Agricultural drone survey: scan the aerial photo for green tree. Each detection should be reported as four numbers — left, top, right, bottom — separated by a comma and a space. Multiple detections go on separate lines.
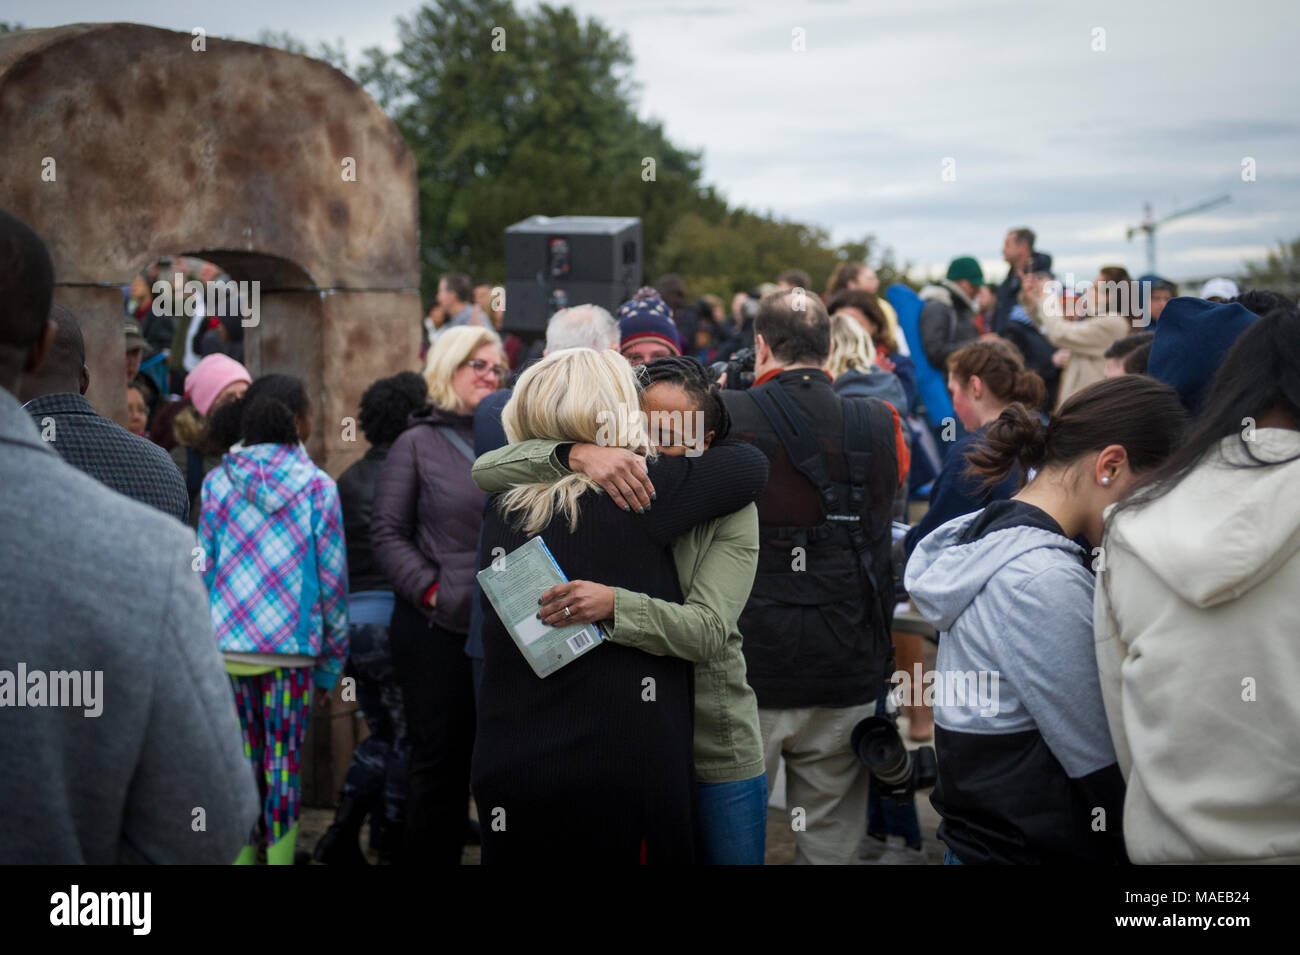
0, 22, 25, 32
1241, 236, 1300, 298
258, 1, 906, 306
376, 0, 711, 302
655, 215, 911, 300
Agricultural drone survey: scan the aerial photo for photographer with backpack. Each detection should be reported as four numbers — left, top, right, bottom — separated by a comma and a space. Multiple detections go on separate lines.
722, 290, 909, 864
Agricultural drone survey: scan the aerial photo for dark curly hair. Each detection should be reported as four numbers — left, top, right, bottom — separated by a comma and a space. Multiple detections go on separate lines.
204, 374, 308, 451
359, 371, 428, 446
1232, 289, 1296, 317
635, 354, 731, 445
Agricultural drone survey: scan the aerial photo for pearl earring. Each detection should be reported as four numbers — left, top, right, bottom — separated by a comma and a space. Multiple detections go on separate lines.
1101, 476, 1111, 486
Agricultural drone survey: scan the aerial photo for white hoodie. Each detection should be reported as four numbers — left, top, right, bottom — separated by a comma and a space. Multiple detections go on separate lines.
1095, 428, 1300, 863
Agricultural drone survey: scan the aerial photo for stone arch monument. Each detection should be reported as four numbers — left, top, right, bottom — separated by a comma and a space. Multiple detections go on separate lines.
0, 22, 421, 474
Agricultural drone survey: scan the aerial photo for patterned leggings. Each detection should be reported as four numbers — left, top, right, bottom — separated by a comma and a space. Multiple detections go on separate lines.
230, 667, 313, 846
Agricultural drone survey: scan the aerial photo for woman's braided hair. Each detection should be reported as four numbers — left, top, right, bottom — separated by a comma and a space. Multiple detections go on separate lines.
634, 354, 731, 444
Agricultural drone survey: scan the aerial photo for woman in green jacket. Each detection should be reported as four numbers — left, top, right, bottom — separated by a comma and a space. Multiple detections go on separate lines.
471, 355, 767, 864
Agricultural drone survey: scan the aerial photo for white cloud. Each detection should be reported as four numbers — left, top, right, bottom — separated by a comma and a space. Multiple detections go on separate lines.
7, 0, 1298, 284
1168, 244, 1273, 264
1160, 213, 1285, 235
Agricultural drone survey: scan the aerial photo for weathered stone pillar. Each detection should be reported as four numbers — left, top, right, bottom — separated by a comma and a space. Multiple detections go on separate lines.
0, 22, 422, 475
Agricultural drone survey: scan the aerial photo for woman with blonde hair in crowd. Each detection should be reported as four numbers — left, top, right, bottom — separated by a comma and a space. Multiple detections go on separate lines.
471, 355, 769, 864
827, 312, 909, 419
827, 287, 917, 413
828, 312, 912, 526
371, 324, 506, 865
470, 348, 768, 864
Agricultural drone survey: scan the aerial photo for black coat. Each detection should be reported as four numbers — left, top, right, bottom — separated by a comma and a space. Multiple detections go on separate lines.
337, 443, 392, 593
472, 442, 769, 863
723, 370, 901, 708
992, 271, 1021, 335
919, 283, 978, 371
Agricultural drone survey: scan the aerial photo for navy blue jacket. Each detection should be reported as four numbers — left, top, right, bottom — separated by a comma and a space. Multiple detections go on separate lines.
473, 389, 511, 454
465, 389, 513, 663
884, 352, 918, 415
904, 423, 1018, 558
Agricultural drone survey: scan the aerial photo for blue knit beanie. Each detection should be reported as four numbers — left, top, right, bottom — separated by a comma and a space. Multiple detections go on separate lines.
617, 294, 681, 355
1148, 296, 1258, 415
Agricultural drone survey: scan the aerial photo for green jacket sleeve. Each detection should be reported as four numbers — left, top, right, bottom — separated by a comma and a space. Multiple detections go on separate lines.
471, 438, 570, 492
608, 504, 759, 663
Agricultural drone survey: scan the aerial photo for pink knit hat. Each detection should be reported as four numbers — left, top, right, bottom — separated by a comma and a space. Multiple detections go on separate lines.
184, 353, 252, 416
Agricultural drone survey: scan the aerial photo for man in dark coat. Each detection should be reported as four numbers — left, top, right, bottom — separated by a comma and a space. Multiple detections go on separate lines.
19, 304, 189, 521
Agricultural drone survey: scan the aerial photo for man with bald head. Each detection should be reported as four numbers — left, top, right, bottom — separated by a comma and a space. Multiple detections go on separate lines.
18, 304, 189, 521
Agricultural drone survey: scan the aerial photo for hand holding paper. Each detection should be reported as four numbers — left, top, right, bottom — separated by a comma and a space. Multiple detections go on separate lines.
539, 580, 615, 626
476, 536, 607, 678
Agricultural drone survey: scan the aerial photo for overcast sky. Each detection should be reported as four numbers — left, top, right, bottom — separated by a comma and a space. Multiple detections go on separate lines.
10, 0, 1299, 284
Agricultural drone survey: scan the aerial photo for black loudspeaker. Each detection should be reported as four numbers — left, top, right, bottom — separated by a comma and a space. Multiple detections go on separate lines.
503, 216, 642, 333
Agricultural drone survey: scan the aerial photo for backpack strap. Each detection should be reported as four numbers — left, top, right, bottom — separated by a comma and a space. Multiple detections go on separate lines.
747, 382, 841, 519
840, 395, 900, 637
437, 425, 476, 464
748, 381, 899, 670
840, 395, 900, 545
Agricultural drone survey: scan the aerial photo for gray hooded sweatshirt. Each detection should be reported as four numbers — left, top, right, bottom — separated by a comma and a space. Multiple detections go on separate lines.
905, 500, 1126, 864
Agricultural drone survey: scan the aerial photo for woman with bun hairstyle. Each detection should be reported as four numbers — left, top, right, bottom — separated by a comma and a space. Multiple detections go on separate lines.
198, 374, 349, 865
902, 339, 1045, 559
904, 376, 1185, 864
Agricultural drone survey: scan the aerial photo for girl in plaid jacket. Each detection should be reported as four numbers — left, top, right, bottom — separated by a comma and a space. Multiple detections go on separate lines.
198, 374, 349, 865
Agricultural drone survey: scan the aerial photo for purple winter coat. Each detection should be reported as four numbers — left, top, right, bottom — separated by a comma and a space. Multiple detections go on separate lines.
370, 402, 483, 633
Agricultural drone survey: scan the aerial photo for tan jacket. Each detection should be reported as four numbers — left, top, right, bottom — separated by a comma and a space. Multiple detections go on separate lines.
1095, 429, 1300, 863
1041, 311, 1132, 408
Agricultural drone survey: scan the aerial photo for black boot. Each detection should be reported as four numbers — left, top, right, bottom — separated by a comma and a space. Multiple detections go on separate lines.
313, 794, 370, 866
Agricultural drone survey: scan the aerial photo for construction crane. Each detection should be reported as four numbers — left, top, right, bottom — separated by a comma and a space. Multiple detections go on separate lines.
1126, 194, 1231, 275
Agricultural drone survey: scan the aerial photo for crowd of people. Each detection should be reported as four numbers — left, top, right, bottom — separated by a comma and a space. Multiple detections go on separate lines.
2, 205, 1297, 865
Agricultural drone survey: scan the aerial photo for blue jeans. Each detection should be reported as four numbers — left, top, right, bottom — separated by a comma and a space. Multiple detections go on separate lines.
944, 849, 963, 865
696, 774, 767, 865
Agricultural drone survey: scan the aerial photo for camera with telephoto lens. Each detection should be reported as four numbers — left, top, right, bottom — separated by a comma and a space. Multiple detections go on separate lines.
709, 346, 756, 391
851, 714, 937, 801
